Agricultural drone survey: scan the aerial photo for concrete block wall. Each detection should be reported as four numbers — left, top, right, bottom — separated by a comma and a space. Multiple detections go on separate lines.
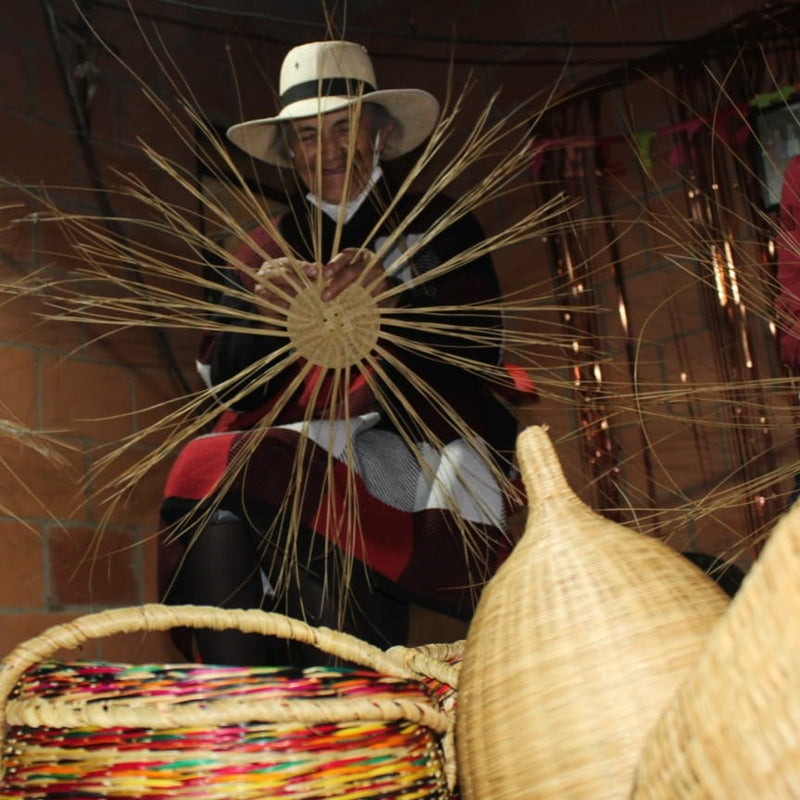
0, 0, 780, 660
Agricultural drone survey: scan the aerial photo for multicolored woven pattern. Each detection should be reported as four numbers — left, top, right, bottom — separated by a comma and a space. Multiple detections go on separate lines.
1, 661, 450, 799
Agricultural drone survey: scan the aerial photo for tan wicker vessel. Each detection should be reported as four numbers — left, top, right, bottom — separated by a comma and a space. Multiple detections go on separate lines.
456, 425, 730, 799
633, 499, 800, 798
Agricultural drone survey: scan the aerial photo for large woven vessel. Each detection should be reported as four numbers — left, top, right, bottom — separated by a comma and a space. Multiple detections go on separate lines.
0, 604, 454, 799
633, 499, 800, 798
456, 425, 729, 799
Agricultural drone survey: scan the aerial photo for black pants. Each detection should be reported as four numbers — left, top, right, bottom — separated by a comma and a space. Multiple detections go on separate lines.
166, 514, 409, 666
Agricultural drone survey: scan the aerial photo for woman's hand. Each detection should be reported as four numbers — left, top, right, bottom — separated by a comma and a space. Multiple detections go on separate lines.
253, 257, 318, 317
322, 248, 399, 308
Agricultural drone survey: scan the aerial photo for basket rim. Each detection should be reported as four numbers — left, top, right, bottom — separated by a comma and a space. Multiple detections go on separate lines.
0, 605, 445, 732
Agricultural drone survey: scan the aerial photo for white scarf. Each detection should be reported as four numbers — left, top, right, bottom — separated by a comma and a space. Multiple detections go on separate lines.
306, 153, 383, 224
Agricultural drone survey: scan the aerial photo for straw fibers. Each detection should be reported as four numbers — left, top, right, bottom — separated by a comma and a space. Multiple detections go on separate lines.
0, 414, 74, 531
9, 4, 796, 622
4, 11, 800, 793
456, 425, 730, 799
632, 498, 800, 799
11, 7, 580, 617
0, 604, 454, 799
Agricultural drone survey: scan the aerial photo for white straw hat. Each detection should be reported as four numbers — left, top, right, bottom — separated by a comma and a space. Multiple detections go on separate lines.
226, 41, 440, 167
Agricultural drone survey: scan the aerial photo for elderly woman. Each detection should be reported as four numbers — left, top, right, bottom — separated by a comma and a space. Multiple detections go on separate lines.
159, 40, 519, 665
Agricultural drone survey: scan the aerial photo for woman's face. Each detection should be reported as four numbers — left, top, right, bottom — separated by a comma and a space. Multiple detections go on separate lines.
287, 107, 390, 204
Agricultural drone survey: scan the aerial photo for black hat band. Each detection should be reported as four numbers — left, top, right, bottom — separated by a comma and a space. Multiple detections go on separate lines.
280, 77, 377, 109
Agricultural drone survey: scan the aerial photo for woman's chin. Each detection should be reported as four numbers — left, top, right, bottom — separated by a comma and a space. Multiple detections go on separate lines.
317, 179, 367, 205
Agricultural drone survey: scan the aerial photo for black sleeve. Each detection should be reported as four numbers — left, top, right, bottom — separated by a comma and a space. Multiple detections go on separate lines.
375, 207, 512, 447
385, 208, 503, 378
207, 281, 288, 411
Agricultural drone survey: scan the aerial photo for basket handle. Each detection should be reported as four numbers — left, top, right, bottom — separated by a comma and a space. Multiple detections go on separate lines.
0, 603, 421, 709
387, 642, 462, 689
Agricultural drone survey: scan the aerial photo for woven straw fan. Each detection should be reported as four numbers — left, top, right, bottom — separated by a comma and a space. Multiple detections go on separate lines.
21, 55, 576, 609
632, 496, 800, 798
456, 425, 729, 799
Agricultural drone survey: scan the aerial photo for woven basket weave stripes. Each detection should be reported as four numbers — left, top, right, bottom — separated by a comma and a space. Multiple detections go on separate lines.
0, 604, 454, 799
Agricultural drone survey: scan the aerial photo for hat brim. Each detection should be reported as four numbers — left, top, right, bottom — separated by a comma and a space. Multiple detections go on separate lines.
226, 88, 439, 167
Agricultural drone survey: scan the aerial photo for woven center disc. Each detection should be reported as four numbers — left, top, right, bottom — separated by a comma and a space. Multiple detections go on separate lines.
286, 283, 380, 368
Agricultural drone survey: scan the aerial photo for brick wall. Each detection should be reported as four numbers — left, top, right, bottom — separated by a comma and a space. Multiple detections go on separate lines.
0, 0, 781, 659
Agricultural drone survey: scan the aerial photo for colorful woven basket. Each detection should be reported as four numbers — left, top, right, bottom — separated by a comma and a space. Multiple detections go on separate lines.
0, 604, 453, 799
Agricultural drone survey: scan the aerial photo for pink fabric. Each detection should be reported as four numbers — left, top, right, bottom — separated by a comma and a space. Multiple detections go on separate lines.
777, 155, 800, 370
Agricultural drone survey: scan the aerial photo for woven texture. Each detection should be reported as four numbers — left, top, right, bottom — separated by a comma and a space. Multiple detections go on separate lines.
0, 604, 453, 799
633, 499, 800, 798
456, 425, 730, 799
388, 641, 463, 791
287, 282, 380, 368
